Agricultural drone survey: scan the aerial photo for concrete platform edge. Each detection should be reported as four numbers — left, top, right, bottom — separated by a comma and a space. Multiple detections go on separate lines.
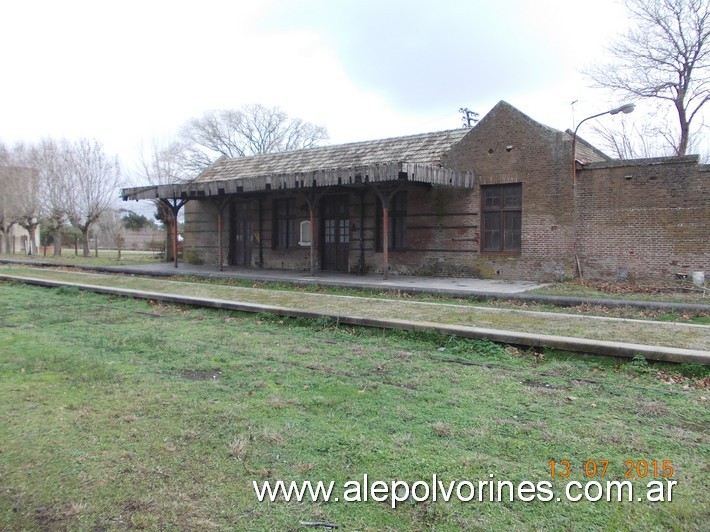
3, 273, 708, 366
2, 259, 709, 313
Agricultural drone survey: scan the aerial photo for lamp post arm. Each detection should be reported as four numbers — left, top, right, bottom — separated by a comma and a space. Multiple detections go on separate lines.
570, 102, 635, 280
572, 103, 636, 163
573, 110, 614, 140
571, 110, 616, 185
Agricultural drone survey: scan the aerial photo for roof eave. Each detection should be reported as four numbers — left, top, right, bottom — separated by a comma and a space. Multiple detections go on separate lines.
121, 162, 475, 201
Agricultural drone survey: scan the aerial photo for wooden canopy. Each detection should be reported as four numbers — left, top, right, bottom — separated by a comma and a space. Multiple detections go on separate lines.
122, 161, 474, 201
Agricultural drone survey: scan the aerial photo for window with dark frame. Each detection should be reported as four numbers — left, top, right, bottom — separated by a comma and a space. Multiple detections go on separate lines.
272, 198, 296, 249
481, 184, 522, 253
376, 191, 407, 251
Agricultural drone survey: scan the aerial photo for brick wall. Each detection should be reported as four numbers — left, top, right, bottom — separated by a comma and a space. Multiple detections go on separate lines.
121, 228, 165, 251
361, 186, 481, 276
577, 156, 709, 281
185, 189, 483, 276
442, 101, 576, 280
183, 200, 221, 264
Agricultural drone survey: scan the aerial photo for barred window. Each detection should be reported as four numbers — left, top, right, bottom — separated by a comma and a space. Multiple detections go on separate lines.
273, 199, 296, 249
376, 191, 407, 251
481, 184, 522, 253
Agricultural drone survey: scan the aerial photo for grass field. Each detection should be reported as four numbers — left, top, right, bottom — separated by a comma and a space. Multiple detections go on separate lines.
1, 282, 708, 530
529, 278, 708, 304
0, 249, 161, 267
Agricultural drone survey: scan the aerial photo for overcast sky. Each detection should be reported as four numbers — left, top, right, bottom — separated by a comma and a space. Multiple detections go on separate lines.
1, 0, 634, 167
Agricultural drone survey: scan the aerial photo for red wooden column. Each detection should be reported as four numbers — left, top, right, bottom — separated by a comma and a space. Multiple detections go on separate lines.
368, 184, 399, 281
159, 198, 188, 268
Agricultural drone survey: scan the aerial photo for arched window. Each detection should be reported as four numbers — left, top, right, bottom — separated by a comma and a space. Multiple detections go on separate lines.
299, 220, 312, 246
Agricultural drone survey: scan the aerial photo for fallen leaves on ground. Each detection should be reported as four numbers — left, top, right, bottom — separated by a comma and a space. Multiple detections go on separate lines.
656, 371, 710, 389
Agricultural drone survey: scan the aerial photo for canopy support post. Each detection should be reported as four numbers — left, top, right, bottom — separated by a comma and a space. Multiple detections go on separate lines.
159, 198, 187, 268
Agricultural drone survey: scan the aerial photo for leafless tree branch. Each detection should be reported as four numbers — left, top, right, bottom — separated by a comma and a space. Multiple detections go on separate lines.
64, 139, 122, 257
179, 104, 329, 174
586, 0, 710, 155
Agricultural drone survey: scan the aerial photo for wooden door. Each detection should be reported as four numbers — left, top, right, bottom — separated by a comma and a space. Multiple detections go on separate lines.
230, 201, 252, 267
321, 196, 350, 272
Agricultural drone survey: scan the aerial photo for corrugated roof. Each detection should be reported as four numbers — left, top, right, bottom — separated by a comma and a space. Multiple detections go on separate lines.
195, 128, 470, 182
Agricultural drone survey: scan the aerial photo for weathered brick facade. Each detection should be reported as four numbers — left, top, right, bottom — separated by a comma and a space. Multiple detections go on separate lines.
576, 156, 709, 281
184, 186, 481, 275
182, 101, 708, 282
443, 102, 577, 280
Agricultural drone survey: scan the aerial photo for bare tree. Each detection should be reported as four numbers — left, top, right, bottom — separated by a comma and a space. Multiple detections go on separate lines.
587, 0, 710, 156
9, 166, 41, 255
179, 104, 329, 173
135, 140, 188, 261
98, 209, 125, 261
1, 145, 13, 253
132, 106, 327, 260
65, 139, 122, 257
591, 119, 676, 159
0, 166, 19, 254
0, 207, 7, 254
0, 144, 42, 255
30, 138, 73, 256
0, 142, 8, 165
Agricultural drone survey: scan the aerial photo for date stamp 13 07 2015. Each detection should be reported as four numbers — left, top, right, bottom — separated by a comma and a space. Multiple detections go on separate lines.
548, 459, 674, 480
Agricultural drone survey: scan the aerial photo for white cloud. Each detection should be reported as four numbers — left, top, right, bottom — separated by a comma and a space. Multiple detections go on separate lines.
2, 0, 701, 165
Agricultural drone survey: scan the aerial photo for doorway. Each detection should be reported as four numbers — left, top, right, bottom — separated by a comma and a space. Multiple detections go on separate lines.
230, 201, 252, 267
321, 195, 350, 272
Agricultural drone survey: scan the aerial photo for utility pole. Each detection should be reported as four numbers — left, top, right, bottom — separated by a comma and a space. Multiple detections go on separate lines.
459, 107, 479, 128
570, 99, 578, 130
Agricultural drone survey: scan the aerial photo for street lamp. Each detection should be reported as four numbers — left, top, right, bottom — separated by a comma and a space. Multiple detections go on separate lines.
570, 103, 635, 280
572, 103, 635, 184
